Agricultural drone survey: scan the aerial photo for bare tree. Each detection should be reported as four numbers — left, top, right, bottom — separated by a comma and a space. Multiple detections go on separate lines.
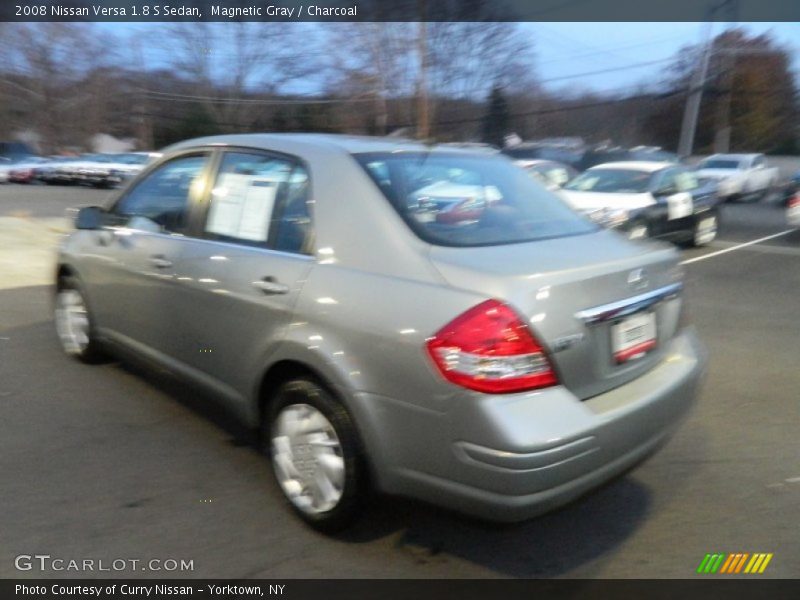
2, 23, 115, 152
322, 23, 417, 134
155, 23, 322, 131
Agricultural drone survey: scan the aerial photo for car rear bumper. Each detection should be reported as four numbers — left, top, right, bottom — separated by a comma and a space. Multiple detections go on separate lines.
359, 327, 706, 521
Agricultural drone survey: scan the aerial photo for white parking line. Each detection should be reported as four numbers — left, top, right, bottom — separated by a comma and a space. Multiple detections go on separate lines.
680, 229, 796, 265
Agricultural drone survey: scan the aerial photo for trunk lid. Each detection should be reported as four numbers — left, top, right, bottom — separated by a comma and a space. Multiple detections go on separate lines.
427, 229, 684, 399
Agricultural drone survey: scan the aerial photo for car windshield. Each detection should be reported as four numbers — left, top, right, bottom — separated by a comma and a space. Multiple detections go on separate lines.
563, 168, 653, 193
700, 159, 742, 169
353, 152, 596, 247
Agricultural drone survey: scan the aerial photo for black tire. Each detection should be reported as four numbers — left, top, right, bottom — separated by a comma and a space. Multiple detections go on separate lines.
685, 209, 719, 248
262, 378, 367, 532
54, 275, 106, 363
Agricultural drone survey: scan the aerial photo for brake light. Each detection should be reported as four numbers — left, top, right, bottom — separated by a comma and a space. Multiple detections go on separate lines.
789, 193, 800, 209
425, 299, 558, 394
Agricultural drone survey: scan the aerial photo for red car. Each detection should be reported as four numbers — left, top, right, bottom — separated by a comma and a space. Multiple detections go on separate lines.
8, 157, 48, 184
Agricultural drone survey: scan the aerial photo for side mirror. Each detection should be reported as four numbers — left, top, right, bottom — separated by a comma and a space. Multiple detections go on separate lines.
75, 206, 105, 230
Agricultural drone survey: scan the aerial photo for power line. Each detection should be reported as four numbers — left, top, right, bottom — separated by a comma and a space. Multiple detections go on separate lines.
537, 57, 675, 84
386, 89, 684, 130
141, 90, 376, 105
139, 56, 682, 107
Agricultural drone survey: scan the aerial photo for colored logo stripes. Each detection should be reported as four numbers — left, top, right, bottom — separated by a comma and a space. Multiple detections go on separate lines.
697, 553, 773, 574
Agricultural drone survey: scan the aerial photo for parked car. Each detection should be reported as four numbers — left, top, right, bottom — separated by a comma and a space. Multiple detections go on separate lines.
578, 146, 679, 171
66, 152, 158, 188
0, 157, 12, 183
559, 161, 720, 246
515, 159, 577, 190
8, 156, 49, 184
786, 190, 800, 227
33, 156, 71, 184
502, 142, 585, 169
780, 170, 800, 207
77, 152, 156, 188
695, 153, 779, 201
41, 154, 94, 185
56, 134, 706, 530
439, 142, 500, 154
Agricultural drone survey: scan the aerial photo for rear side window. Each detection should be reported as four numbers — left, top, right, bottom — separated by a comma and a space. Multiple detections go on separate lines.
204, 151, 313, 253
700, 159, 741, 169
354, 152, 595, 247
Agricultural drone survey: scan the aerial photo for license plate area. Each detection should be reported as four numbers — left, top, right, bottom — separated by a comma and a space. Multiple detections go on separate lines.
611, 311, 656, 364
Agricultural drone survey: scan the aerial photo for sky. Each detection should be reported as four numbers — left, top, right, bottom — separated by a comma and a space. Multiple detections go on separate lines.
528, 22, 800, 94
102, 21, 800, 96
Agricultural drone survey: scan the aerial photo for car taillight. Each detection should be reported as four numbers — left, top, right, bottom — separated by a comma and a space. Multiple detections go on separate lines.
425, 299, 558, 394
789, 193, 800, 209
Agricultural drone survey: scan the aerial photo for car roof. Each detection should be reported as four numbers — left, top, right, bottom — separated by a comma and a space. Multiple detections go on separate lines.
514, 159, 552, 167
165, 133, 489, 158
588, 161, 673, 173
704, 153, 760, 160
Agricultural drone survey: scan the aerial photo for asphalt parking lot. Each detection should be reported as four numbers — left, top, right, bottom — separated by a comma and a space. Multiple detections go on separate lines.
1, 184, 798, 579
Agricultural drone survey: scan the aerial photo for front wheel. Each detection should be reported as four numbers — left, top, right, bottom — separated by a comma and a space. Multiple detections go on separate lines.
626, 220, 650, 241
689, 211, 719, 247
54, 276, 105, 362
263, 379, 367, 532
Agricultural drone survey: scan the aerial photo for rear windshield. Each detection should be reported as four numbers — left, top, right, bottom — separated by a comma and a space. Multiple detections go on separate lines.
353, 152, 596, 247
700, 159, 741, 169
564, 168, 654, 193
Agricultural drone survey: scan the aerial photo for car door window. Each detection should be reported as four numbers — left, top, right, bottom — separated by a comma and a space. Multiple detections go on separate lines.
204, 151, 313, 254
674, 169, 699, 192
654, 170, 678, 196
111, 154, 208, 232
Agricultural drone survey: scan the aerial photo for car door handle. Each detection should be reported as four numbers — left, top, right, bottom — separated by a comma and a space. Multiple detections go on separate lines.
149, 256, 173, 269
252, 277, 289, 295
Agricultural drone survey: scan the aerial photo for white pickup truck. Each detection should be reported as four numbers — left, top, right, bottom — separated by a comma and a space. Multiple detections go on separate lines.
695, 153, 780, 201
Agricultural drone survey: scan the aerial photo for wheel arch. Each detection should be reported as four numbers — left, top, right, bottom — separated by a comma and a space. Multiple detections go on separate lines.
253, 351, 383, 487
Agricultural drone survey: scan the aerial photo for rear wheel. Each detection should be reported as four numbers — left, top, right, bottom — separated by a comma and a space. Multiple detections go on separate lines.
54, 276, 105, 362
263, 378, 366, 532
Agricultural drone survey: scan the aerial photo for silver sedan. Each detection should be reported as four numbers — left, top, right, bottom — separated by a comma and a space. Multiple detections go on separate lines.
55, 134, 706, 531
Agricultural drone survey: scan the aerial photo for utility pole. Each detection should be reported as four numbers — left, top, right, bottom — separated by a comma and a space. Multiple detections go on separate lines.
133, 38, 153, 150
677, 19, 714, 158
416, 0, 429, 140
713, 0, 739, 153
677, 0, 739, 158
712, 38, 735, 152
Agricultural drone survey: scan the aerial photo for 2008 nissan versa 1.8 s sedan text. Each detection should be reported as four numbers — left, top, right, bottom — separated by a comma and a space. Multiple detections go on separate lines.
55, 134, 707, 531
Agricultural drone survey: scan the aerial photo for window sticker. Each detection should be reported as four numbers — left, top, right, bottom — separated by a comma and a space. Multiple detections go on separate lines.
206, 173, 278, 242
667, 192, 693, 220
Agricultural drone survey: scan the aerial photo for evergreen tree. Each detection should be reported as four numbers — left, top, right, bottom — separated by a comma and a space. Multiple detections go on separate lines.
482, 85, 510, 148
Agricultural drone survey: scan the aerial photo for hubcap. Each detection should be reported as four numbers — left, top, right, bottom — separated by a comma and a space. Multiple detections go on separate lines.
628, 225, 648, 240
55, 289, 90, 354
271, 403, 345, 515
695, 215, 718, 246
